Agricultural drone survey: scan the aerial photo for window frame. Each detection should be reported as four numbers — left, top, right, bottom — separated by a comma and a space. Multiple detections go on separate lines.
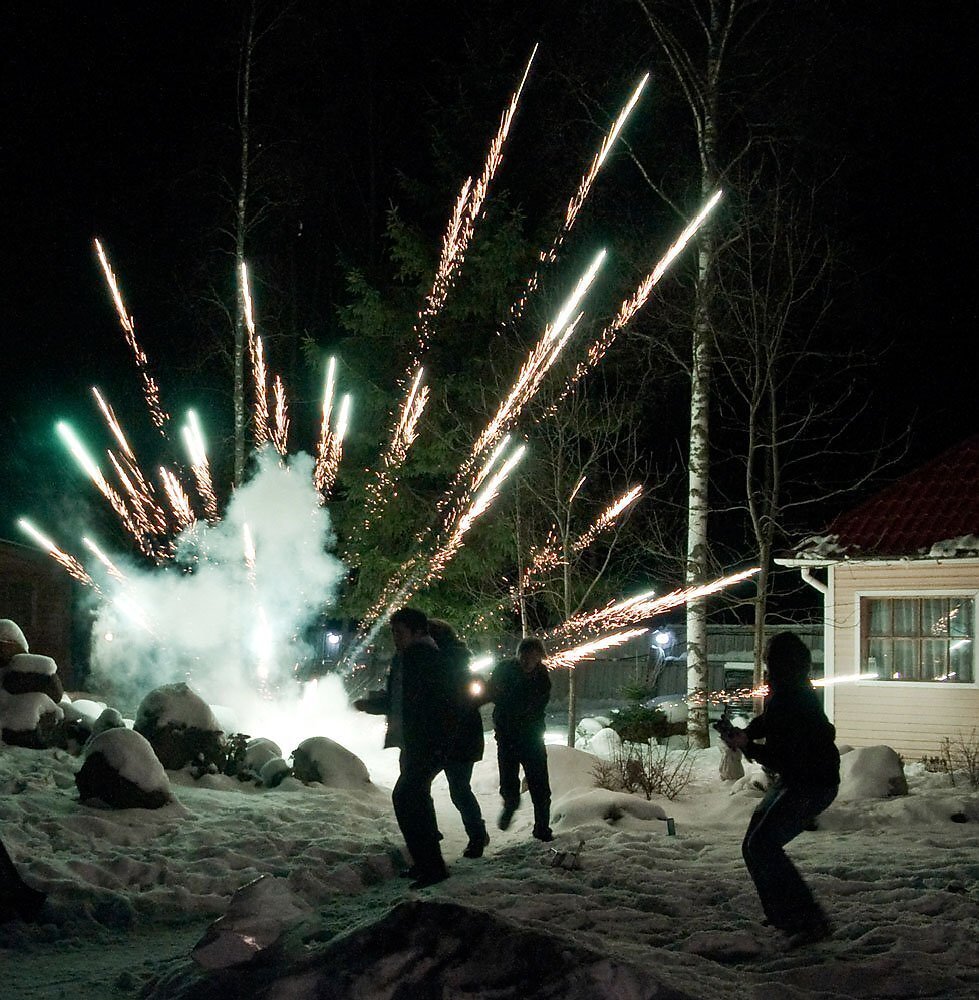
854, 588, 979, 687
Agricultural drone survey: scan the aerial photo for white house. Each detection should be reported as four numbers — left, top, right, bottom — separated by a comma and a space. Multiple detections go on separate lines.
778, 435, 979, 760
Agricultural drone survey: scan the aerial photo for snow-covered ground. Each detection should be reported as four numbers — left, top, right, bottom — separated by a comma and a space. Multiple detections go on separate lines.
2, 693, 979, 1000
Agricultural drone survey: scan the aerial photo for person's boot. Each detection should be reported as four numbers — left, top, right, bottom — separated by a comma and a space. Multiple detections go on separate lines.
497, 800, 519, 830
462, 824, 490, 859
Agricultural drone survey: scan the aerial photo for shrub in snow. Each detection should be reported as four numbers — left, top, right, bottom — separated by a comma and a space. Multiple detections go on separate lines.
75, 727, 173, 809
0, 618, 29, 662
291, 736, 371, 789
923, 729, 979, 789
2, 652, 64, 704
0, 688, 64, 748
593, 741, 697, 801
838, 745, 908, 800
134, 682, 224, 770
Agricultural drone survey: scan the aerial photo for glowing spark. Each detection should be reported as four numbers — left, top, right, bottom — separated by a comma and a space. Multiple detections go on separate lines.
510, 73, 649, 323
17, 518, 96, 588
94, 239, 169, 430
549, 628, 649, 669
57, 421, 143, 545
556, 190, 723, 403
92, 387, 136, 462
240, 264, 271, 446
319, 394, 352, 496
182, 410, 220, 523
81, 536, 126, 583
242, 522, 257, 585
272, 375, 289, 455
471, 250, 606, 464
159, 467, 195, 530
314, 358, 337, 490
552, 567, 759, 643
573, 485, 642, 554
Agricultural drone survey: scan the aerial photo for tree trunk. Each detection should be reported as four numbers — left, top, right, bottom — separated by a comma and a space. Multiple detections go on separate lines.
233, 2, 257, 486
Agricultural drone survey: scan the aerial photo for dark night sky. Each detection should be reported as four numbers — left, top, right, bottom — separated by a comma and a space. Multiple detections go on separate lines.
1, 2, 976, 545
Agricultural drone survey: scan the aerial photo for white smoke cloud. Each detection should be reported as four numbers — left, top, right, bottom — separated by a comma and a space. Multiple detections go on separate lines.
89, 449, 348, 736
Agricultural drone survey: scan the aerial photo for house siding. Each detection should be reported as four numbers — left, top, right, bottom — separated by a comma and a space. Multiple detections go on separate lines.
829, 561, 979, 759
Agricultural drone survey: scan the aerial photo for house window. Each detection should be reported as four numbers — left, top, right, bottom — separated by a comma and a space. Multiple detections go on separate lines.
861, 596, 975, 682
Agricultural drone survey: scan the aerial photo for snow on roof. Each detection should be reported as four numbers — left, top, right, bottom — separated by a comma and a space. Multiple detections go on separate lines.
796, 434, 979, 560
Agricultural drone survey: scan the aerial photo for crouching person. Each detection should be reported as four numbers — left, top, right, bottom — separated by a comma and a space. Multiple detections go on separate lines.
723, 631, 839, 947
487, 637, 553, 842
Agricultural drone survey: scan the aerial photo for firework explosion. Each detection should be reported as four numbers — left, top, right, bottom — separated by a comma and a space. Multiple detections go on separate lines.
19, 50, 744, 713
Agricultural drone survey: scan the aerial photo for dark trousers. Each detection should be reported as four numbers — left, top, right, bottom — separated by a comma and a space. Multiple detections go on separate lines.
742, 782, 837, 932
497, 732, 550, 829
443, 760, 486, 841
392, 751, 446, 873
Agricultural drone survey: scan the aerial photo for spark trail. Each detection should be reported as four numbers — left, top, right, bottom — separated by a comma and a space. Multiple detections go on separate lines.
17, 519, 96, 589
94, 240, 169, 431
553, 190, 723, 406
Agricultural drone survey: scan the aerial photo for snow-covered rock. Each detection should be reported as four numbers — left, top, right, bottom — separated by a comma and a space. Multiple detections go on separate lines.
838, 745, 908, 800
552, 786, 670, 831
244, 737, 283, 774
577, 716, 607, 738
134, 683, 224, 770
579, 726, 622, 759
0, 688, 64, 748
75, 727, 173, 809
259, 756, 292, 788
0, 618, 29, 661
2, 652, 64, 703
291, 736, 371, 789
192, 875, 314, 970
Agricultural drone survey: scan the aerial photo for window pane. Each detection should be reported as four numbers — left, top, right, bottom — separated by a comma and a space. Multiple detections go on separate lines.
920, 639, 948, 680
949, 600, 974, 639
866, 638, 889, 676
922, 598, 950, 637
950, 639, 974, 683
867, 600, 890, 636
891, 640, 917, 680
892, 600, 919, 637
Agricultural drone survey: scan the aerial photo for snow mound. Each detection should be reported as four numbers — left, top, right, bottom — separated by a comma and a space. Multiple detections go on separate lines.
838, 745, 908, 800
552, 787, 670, 830
0, 688, 63, 733
292, 736, 371, 789
0, 618, 29, 656
136, 683, 221, 732
79, 727, 172, 799
577, 726, 622, 759
546, 744, 604, 798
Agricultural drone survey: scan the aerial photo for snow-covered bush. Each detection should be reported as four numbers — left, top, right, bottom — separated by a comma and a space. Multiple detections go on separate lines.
593, 741, 697, 801
0, 618, 29, 661
134, 682, 224, 770
838, 745, 908, 800
924, 729, 979, 789
76, 727, 173, 809
291, 736, 371, 789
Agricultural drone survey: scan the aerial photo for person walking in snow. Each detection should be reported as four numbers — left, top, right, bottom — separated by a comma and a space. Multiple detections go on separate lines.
486, 637, 553, 842
720, 631, 840, 947
428, 618, 490, 859
354, 606, 454, 888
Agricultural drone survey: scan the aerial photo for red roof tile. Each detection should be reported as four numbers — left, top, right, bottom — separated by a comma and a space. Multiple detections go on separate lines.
817, 434, 979, 558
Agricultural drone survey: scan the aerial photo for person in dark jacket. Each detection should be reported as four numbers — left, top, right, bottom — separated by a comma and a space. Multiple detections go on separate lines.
487, 636, 553, 842
721, 631, 840, 947
354, 607, 453, 888
428, 618, 490, 859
